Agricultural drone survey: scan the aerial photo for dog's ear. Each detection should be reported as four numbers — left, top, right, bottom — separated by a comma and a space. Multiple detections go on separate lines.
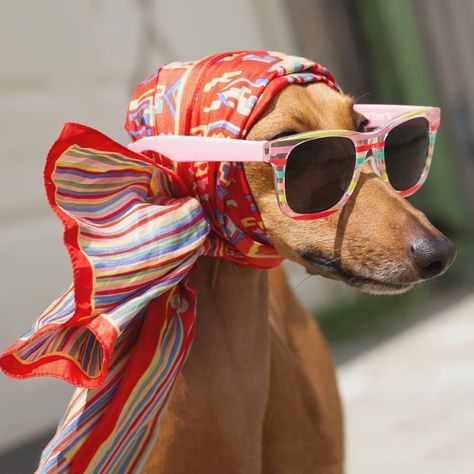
352, 109, 369, 132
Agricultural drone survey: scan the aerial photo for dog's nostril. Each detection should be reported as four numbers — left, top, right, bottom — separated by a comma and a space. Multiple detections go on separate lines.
411, 237, 456, 279
424, 259, 444, 276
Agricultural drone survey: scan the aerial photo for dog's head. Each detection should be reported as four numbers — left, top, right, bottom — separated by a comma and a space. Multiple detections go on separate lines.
244, 83, 456, 294
125, 51, 456, 294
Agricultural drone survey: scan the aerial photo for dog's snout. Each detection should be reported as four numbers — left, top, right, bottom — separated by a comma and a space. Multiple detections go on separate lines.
410, 236, 456, 279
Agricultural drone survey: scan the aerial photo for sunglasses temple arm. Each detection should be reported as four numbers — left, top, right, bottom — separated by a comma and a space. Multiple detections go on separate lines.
354, 104, 439, 128
127, 136, 267, 163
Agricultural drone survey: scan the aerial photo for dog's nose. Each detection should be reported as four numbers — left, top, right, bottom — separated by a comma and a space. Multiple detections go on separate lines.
411, 236, 456, 279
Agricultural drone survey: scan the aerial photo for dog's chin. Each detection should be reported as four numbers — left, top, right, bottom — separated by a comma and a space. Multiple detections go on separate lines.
341, 276, 416, 295
297, 250, 417, 296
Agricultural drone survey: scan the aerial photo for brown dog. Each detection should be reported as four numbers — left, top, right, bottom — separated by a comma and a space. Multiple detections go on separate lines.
142, 83, 455, 473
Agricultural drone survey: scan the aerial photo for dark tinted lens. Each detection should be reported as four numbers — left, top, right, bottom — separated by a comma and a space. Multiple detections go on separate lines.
285, 137, 356, 214
384, 117, 429, 191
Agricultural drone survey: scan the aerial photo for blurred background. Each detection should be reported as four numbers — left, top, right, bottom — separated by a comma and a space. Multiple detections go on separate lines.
0, 0, 472, 472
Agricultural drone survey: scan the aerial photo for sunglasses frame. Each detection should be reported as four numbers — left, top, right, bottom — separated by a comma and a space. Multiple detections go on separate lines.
265, 105, 440, 219
128, 104, 440, 220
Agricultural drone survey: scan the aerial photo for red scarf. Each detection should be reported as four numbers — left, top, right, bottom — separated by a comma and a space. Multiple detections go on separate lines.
0, 51, 337, 473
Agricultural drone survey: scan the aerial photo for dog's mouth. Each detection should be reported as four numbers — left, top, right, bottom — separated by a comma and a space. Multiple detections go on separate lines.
298, 250, 416, 295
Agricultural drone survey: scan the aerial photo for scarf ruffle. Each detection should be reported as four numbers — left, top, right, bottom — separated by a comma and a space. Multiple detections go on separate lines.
0, 51, 338, 473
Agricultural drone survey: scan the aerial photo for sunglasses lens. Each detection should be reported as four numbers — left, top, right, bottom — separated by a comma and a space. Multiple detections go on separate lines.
285, 137, 356, 214
384, 117, 430, 191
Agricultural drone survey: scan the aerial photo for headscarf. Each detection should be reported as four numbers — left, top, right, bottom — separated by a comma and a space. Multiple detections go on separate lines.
0, 51, 338, 473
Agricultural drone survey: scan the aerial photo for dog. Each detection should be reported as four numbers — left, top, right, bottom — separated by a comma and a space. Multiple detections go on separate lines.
141, 82, 456, 473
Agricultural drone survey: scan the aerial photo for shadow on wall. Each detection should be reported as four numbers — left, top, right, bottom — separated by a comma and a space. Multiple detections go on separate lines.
0, 430, 54, 474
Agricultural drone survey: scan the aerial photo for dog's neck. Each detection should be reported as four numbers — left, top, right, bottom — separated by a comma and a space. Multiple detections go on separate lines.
144, 256, 345, 473
148, 256, 270, 470
191, 256, 270, 347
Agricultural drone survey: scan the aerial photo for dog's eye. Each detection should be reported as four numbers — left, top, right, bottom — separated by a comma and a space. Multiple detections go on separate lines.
270, 130, 298, 140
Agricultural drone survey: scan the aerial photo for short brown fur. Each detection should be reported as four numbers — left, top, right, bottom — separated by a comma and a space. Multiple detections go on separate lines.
143, 83, 454, 473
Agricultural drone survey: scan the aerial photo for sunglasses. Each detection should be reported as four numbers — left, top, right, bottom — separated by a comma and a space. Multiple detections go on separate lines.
128, 104, 440, 220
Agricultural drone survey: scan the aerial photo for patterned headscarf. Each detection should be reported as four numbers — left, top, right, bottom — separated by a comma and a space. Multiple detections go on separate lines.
0, 51, 337, 473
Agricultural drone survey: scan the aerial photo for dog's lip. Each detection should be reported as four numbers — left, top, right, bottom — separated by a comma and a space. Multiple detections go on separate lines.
298, 250, 415, 292
342, 273, 415, 293
298, 250, 340, 274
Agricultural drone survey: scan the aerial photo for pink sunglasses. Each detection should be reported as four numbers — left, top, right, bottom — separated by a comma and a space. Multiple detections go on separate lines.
128, 104, 440, 220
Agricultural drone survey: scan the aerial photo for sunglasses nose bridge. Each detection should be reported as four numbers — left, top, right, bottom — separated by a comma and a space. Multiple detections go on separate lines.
364, 143, 383, 178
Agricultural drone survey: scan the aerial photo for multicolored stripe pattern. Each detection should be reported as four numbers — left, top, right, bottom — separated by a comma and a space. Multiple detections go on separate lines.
0, 51, 338, 473
265, 108, 439, 220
